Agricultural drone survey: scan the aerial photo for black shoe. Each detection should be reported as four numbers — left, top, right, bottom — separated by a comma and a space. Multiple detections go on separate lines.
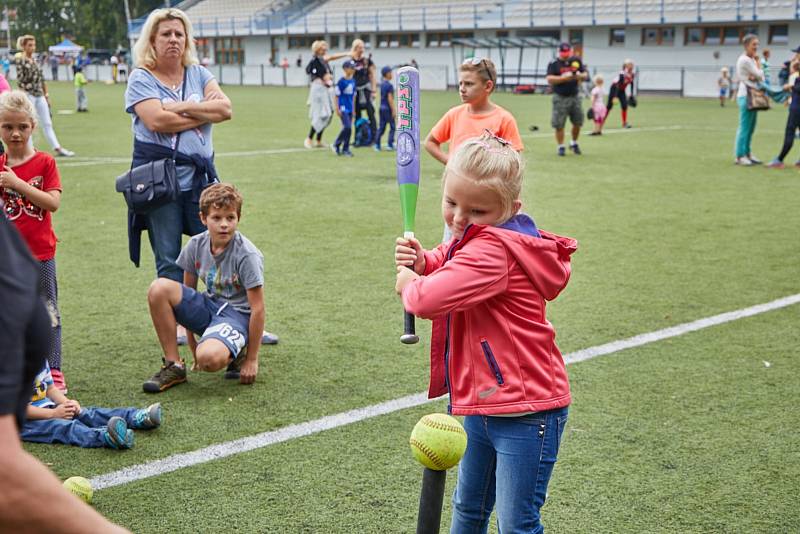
224, 350, 246, 380
570, 143, 582, 155
557, 146, 566, 157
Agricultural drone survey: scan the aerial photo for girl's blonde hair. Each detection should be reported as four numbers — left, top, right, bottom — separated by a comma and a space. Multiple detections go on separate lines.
133, 8, 198, 69
443, 131, 524, 222
594, 74, 604, 85
350, 38, 365, 55
311, 40, 328, 56
16, 34, 35, 50
0, 90, 38, 125
721, 67, 729, 74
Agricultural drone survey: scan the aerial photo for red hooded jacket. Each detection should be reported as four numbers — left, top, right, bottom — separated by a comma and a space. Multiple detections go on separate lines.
401, 215, 577, 416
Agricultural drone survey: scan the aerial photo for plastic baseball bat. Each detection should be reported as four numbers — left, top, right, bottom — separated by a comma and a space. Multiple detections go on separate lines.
397, 66, 420, 345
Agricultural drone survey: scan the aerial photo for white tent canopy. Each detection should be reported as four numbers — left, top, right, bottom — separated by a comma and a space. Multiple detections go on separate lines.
48, 39, 83, 55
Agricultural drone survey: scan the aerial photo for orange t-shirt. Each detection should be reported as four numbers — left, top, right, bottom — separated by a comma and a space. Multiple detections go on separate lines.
429, 104, 524, 153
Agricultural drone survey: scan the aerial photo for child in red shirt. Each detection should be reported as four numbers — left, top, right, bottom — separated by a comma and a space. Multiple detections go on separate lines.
0, 90, 66, 391
424, 58, 523, 165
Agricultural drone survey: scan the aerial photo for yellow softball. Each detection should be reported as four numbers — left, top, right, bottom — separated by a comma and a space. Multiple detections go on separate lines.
63, 476, 93, 504
409, 413, 467, 471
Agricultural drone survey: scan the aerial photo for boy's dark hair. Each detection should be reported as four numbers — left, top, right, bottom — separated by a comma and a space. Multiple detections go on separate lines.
199, 183, 243, 218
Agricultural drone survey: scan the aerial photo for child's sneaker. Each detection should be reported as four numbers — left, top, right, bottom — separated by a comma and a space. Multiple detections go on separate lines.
557, 146, 566, 157
570, 143, 582, 155
50, 368, 68, 394
314, 140, 326, 149
261, 331, 279, 345
132, 403, 162, 429
341, 150, 354, 157
767, 158, 785, 169
386, 145, 395, 151
331, 144, 340, 155
304, 138, 313, 149
224, 350, 246, 380
373, 144, 381, 151
55, 147, 75, 157
103, 416, 134, 449
142, 359, 187, 393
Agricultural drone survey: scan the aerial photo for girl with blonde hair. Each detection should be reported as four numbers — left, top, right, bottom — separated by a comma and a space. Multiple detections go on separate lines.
304, 40, 347, 148
394, 131, 576, 532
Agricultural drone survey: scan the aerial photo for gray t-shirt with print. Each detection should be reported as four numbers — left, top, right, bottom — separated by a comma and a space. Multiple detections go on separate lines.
176, 231, 264, 314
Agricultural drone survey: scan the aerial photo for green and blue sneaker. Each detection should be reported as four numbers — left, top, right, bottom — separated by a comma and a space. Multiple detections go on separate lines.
132, 403, 162, 429
102, 416, 134, 449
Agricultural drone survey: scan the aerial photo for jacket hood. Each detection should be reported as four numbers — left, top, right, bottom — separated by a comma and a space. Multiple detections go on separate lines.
476, 213, 577, 301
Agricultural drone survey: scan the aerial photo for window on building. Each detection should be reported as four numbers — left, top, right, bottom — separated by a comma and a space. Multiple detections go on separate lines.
195, 38, 211, 61
289, 35, 324, 49
569, 29, 583, 45
214, 37, 244, 64
426, 31, 473, 48
642, 27, 675, 46
723, 26, 742, 44
344, 34, 372, 49
329, 35, 340, 49
610, 28, 625, 46
517, 29, 559, 40
377, 33, 420, 48
705, 27, 722, 45
769, 24, 788, 44
496, 30, 509, 38
686, 27, 703, 45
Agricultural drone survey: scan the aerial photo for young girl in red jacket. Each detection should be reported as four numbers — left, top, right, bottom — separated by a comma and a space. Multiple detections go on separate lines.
395, 131, 577, 533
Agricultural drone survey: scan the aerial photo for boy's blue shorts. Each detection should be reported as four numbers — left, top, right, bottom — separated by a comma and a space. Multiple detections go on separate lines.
173, 286, 249, 358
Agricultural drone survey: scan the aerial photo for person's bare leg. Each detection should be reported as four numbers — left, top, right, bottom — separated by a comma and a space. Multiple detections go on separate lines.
194, 339, 231, 372
147, 279, 183, 363
572, 123, 581, 142
555, 128, 565, 145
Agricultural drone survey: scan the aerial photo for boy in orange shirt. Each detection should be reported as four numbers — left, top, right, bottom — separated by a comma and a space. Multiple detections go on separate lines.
424, 58, 523, 165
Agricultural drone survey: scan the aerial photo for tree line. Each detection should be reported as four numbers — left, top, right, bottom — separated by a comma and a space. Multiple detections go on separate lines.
5, 0, 166, 51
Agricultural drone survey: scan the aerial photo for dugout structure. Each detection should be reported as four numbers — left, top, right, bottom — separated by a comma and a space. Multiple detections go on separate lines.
451, 36, 560, 93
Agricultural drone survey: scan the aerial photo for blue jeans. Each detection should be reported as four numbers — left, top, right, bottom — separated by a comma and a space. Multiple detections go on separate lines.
334, 111, 353, 152
376, 108, 395, 148
735, 95, 758, 158
450, 407, 569, 534
20, 406, 139, 448
146, 190, 206, 281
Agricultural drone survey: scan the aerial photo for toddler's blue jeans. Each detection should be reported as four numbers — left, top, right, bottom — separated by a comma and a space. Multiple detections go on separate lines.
450, 407, 568, 534
21, 406, 140, 448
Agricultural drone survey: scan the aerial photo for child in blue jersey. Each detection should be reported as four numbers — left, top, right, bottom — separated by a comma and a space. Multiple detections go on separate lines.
374, 66, 396, 151
333, 60, 357, 156
21, 361, 161, 449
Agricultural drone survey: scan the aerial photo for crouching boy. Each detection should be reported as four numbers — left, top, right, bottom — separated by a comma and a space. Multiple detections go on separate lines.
143, 183, 266, 393
22, 361, 161, 449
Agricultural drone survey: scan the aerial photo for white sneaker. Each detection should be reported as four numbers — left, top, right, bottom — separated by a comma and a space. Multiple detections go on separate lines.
735, 156, 753, 166
748, 155, 762, 164
303, 138, 313, 149
55, 147, 75, 157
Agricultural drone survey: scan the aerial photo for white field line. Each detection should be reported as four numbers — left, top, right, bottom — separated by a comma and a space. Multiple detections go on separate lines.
56, 147, 317, 168
522, 124, 683, 138
89, 292, 800, 491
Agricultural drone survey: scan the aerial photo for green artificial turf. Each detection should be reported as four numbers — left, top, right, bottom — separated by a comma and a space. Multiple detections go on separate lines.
21, 81, 800, 532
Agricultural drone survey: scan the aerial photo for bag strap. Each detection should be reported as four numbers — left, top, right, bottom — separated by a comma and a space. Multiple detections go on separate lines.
172, 67, 188, 160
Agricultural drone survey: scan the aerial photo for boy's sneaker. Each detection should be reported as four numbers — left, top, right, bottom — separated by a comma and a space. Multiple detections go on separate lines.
102, 416, 134, 449
557, 146, 566, 157
331, 144, 340, 155
622, 123, 632, 129
748, 155, 762, 164
373, 144, 381, 151
341, 150, 354, 157
386, 145, 395, 151
55, 147, 75, 157
224, 350, 247, 380
50, 368, 68, 394
142, 359, 187, 393
570, 143, 582, 155
132, 403, 162, 429
767, 158, 785, 169
304, 138, 313, 149
735, 156, 753, 166
261, 331, 279, 345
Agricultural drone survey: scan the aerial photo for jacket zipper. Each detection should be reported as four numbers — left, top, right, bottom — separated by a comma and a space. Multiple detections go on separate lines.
443, 230, 468, 413
480, 340, 505, 385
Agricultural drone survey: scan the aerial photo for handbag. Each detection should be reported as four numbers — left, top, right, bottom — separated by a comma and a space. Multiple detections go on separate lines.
746, 85, 770, 111
115, 70, 186, 214
587, 107, 594, 120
